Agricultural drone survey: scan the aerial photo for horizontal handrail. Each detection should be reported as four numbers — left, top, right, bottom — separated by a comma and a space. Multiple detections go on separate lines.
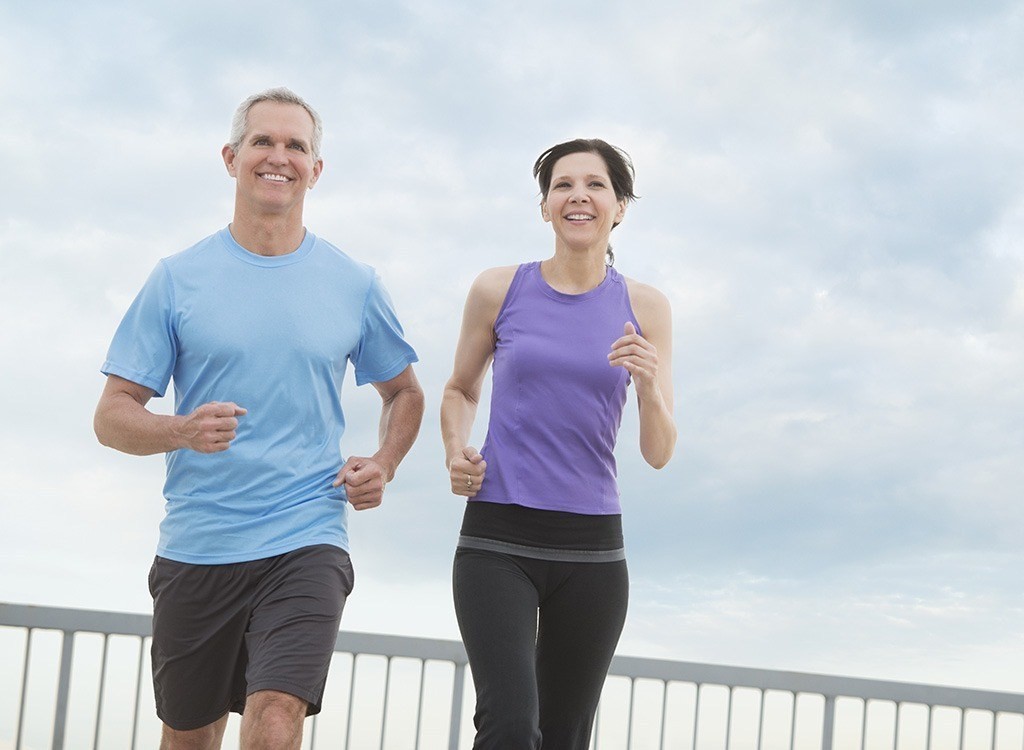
608, 654, 1024, 713
5, 601, 1023, 711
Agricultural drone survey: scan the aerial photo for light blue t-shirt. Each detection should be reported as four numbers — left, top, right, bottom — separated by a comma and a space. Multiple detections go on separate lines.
102, 227, 418, 564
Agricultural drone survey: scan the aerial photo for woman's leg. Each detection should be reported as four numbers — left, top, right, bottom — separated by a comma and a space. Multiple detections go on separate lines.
535, 560, 629, 749
453, 549, 543, 750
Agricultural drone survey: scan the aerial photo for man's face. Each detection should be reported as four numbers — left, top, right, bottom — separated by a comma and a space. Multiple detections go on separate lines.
222, 101, 323, 217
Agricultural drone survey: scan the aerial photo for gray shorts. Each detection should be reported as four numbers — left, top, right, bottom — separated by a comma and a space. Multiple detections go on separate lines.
148, 544, 354, 731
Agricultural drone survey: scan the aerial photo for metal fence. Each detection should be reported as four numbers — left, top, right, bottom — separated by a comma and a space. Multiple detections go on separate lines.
3, 601, 1024, 749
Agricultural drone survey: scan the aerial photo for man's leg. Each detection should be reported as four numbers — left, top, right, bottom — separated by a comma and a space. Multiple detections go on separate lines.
242, 545, 354, 746
240, 690, 307, 750
160, 714, 229, 750
149, 557, 251, 737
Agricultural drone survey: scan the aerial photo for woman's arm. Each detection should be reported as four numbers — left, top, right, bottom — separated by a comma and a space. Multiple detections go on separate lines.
440, 266, 517, 496
611, 280, 677, 468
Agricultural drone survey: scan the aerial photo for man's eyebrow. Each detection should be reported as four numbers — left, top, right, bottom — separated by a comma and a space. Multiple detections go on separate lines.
247, 133, 311, 150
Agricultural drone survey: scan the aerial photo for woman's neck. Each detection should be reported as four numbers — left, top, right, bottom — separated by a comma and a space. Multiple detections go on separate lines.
540, 251, 608, 294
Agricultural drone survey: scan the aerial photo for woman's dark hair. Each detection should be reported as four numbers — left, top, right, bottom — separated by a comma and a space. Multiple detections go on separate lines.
532, 138, 638, 266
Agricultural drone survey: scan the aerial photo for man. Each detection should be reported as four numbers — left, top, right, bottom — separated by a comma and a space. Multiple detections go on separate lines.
94, 88, 424, 749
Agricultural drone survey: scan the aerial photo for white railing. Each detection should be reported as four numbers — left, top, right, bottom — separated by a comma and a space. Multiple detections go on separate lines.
2, 601, 1023, 749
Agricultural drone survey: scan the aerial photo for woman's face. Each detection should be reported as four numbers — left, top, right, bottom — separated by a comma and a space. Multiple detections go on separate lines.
541, 151, 626, 251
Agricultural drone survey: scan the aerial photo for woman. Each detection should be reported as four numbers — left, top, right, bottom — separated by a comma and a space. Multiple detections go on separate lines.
441, 138, 676, 749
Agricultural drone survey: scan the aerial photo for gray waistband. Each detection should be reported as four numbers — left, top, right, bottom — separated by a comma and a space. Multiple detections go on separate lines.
457, 535, 626, 563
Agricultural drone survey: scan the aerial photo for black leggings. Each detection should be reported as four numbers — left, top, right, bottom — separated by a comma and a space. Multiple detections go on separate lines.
453, 548, 629, 750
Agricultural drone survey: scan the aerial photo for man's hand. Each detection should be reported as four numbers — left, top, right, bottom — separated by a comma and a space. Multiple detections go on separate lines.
333, 456, 388, 511
174, 402, 247, 453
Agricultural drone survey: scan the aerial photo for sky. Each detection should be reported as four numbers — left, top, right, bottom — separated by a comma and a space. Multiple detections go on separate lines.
1, 0, 1023, 703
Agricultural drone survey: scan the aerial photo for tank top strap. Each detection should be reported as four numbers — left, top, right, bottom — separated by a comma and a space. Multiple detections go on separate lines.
495, 262, 538, 327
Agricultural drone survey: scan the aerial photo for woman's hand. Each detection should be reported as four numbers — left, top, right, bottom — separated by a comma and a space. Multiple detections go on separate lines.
449, 445, 487, 497
608, 321, 662, 403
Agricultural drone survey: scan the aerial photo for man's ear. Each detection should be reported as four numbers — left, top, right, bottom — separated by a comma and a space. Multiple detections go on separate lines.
308, 159, 324, 189
222, 144, 237, 177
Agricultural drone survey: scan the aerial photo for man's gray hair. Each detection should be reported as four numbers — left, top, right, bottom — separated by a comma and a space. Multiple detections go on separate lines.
227, 87, 323, 161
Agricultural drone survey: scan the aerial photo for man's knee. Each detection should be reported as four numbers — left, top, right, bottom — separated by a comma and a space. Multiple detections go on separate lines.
247, 688, 307, 718
240, 690, 308, 749
160, 714, 229, 750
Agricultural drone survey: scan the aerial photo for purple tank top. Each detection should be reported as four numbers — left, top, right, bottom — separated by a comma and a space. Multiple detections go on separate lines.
473, 261, 640, 515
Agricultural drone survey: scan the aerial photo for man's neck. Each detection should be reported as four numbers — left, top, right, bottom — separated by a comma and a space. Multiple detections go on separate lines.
228, 212, 307, 257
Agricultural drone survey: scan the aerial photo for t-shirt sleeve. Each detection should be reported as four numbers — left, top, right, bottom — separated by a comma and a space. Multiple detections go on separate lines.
352, 273, 418, 386
100, 261, 178, 397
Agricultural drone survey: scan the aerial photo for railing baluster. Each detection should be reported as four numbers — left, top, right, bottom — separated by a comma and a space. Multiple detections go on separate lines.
380, 656, 392, 750
51, 630, 75, 750
92, 634, 109, 750
861, 699, 869, 750
693, 683, 702, 750
659, 680, 669, 750
789, 691, 798, 750
755, 688, 766, 750
893, 701, 900, 750
130, 636, 145, 750
413, 659, 425, 750
821, 694, 835, 750
15, 628, 33, 750
724, 686, 734, 750
626, 678, 636, 750
345, 654, 359, 750
448, 662, 466, 750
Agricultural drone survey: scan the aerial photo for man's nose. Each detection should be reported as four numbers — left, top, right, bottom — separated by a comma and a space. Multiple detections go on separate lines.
268, 144, 289, 164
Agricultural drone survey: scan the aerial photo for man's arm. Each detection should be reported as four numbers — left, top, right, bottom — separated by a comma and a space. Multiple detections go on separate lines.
94, 374, 246, 456
333, 364, 424, 510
